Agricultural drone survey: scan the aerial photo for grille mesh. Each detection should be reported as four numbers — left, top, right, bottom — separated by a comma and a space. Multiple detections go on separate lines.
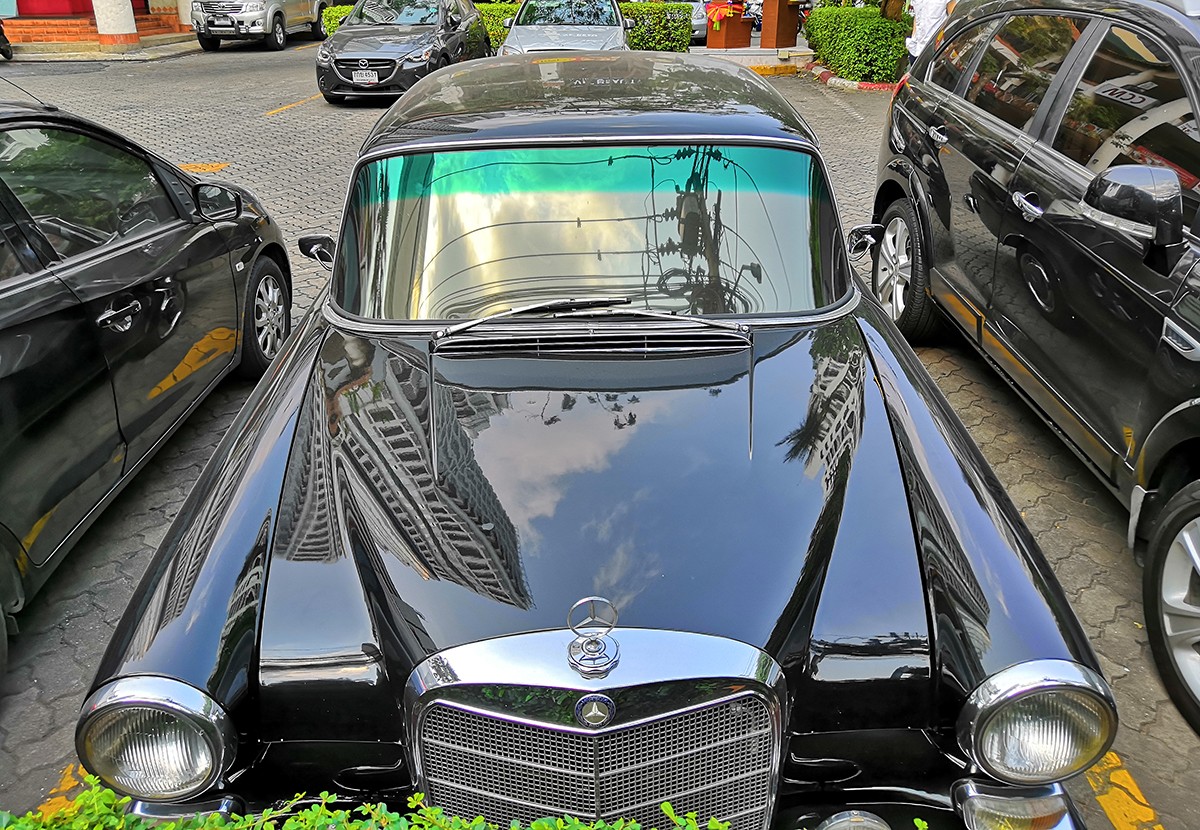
419, 698, 774, 830
200, 2, 243, 12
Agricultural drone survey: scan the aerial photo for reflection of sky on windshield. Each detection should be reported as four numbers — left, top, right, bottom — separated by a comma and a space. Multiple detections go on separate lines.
350, 145, 818, 319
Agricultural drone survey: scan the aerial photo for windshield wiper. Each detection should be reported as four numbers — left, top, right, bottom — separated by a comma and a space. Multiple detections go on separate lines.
433, 297, 632, 340
553, 305, 750, 334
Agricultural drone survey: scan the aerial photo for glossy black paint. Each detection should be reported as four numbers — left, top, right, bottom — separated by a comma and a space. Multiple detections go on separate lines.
1085, 165, 1185, 248
89, 53, 1102, 824
874, 0, 1200, 528
0, 103, 291, 643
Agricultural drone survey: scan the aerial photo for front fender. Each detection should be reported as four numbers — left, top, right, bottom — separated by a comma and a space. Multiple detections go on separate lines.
87, 307, 327, 718
855, 298, 1100, 729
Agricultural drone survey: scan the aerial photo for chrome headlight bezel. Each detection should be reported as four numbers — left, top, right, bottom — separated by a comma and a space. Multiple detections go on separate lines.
957, 660, 1117, 786
76, 677, 237, 802
191, 1, 204, 10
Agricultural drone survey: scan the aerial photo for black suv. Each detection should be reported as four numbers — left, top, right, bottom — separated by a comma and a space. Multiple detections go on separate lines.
872, 0, 1200, 733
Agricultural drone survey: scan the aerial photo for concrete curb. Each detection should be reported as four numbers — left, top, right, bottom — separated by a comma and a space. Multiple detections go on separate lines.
748, 64, 799, 76
10, 38, 202, 62
802, 61, 897, 92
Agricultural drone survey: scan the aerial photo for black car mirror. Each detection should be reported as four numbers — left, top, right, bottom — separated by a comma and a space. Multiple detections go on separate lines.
446, 13, 461, 28
502, 16, 513, 26
846, 223, 884, 261
298, 233, 336, 271
194, 183, 242, 222
1082, 165, 1183, 248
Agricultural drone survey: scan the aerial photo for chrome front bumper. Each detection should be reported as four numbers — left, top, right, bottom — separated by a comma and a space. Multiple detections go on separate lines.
191, 11, 268, 37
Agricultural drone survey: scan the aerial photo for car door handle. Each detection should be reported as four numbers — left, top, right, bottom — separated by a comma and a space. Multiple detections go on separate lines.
1012, 191, 1044, 222
97, 299, 143, 332
927, 125, 949, 145
1163, 318, 1200, 361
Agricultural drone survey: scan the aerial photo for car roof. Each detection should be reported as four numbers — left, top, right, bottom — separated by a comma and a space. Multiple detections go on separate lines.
361, 52, 818, 156
952, 0, 1200, 26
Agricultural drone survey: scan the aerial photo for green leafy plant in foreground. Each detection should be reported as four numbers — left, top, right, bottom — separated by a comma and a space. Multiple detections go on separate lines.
0, 779, 732, 830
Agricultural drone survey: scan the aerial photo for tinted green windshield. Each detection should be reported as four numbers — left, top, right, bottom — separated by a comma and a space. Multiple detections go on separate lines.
336, 144, 843, 319
349, 0, 438, 25
515, 0, 618, 26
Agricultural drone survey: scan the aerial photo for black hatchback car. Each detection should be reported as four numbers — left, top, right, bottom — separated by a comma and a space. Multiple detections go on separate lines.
78, 54, 1117, 830
873, 0, 1200, 734
0, 101, 292, 678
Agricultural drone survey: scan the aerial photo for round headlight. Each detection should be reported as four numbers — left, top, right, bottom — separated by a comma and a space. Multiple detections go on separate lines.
958, 660, 1116, 785
77, 678, 236, 802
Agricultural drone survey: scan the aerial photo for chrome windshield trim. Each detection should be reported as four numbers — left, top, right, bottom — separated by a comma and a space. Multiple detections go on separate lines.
76, 676, 238, 802
322, 288, 861, 336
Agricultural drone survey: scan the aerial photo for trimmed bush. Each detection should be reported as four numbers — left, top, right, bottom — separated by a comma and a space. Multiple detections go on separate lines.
323, 2, 690, 51
0, 780, 731, 830
804, 6, 910, 82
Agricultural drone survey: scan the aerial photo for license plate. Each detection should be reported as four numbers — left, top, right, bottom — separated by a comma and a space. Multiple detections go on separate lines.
209, 15, 232, 26
352, 69, 379, 85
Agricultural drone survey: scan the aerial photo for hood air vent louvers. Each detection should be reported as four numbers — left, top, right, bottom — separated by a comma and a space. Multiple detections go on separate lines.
432, 326, 750, 357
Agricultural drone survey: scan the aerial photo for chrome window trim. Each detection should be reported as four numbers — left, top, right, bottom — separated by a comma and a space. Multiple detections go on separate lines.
76, 676, 238, 802
404, 628, 788, 830
956, 659, 1117, 785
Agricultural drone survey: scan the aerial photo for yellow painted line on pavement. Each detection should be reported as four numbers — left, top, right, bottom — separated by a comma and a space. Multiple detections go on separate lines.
35, 763, 83, 817
294, 41, 321, 50
265, 93, 322, 116
1086, 752, 1164, 830
179, 161, 230, 173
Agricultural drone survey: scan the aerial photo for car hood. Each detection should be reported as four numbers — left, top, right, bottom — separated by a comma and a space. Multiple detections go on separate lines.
327, 23, 435, 56
506, 25, 625, 50
257, 317, 934, 738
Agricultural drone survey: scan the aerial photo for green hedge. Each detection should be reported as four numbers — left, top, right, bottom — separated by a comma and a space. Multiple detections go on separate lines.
804, 6, 910, 82
323, 2, 690, 51
0, 781, 732, 830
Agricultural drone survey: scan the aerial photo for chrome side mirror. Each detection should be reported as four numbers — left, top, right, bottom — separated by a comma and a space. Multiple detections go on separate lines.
1081, 165, 1183, 247
624, 18, 635, 29
194, 183, 242, 221
298, 233, 336, 271
846, 223, 884, 261
502, 16, 513, 26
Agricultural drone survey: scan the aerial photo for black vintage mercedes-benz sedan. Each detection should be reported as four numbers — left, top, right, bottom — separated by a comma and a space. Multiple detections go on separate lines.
80, 54, 1114, 830
871, 0, 1200, 736
0, 101, 292, 679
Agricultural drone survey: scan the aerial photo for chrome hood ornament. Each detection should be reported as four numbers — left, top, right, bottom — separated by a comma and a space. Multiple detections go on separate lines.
567, 596, 620, 678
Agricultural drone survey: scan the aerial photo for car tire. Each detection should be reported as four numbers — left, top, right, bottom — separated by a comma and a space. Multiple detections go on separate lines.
265, 14, 286, 50
237, 257, 291, 380
322, 91, 346, 104
311, 3, 327, 38
197, 32, 220, 51
1144, 481, 1200, 735
872, 198, 941, 342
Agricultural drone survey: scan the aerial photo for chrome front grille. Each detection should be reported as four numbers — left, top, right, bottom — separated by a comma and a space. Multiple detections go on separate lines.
335, 58, 397, 72
418, 696, 775, 830
201, 1, 243, 12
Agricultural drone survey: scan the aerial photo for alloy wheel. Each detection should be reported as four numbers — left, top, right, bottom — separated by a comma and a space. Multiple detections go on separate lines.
1161, 518, 1200, 703
254, 273, 287, 359
876, 216, 912, 321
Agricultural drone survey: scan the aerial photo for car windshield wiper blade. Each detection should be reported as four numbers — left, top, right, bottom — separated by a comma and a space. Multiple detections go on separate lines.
553, 305, 750, 334
433, 297, 632, 340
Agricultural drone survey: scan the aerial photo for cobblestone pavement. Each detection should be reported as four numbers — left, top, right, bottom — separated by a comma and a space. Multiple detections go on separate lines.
0, 49, 1195, 829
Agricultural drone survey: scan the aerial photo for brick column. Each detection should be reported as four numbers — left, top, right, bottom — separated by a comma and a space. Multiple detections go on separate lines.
93, 0, 140, 51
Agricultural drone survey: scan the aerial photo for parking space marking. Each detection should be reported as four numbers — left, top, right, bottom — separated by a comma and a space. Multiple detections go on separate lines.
179, 162, 231, 173
1086, 752, 1164, 830
294, 42, 321, 50
34, 763, 83, 817
265, 93, 322, 116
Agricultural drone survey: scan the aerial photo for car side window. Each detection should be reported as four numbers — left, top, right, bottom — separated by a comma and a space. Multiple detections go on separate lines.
1051, 25, 1200, 225
0, 127, 177, 261
0, 208, 30, 281
965, 14, 1090, 132
927, 20, 998, 93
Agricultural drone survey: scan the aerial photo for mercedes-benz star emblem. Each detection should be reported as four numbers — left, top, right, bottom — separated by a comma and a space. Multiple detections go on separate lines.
358, 58, 369, 67
575, 694, 615, 728
567, 596, 620, 678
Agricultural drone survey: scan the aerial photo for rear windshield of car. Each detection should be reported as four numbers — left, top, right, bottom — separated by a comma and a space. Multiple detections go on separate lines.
515, 0, 617, 26
335, 143, 845, 320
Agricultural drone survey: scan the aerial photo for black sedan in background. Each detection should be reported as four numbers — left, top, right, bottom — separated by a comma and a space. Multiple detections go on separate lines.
0, 101, 292, 677
316, 0, 492, 104
872, 0, 1200, 734
80, 53, 1115, 830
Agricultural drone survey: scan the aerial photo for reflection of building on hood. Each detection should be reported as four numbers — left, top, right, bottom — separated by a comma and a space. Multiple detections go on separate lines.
803, 352, 864, 496
275, 343, 531, 609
